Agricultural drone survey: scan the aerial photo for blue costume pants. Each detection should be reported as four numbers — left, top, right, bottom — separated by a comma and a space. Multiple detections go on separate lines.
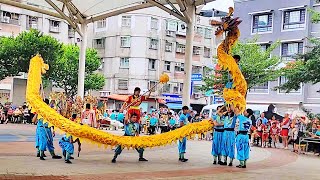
221, 131, 236, 159
178, 137, 187, 154
35, 126, 54, 152
211, 130, 224, 156
236, 134, 250, 161
114, 145, 144, 157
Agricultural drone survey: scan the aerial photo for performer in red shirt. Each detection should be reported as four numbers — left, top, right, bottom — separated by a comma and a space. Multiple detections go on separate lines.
121, 87, 151, 122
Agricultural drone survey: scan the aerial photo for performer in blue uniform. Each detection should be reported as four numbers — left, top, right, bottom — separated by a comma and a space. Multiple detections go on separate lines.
226, 55, 241, 89
234, 106, 252, 168
34, 98, 62, 160
221, 105, 237, 166
212, 106, 225, 165
111, 113, 148, 163
178, 106, 189, 162
59, 134, 81, 164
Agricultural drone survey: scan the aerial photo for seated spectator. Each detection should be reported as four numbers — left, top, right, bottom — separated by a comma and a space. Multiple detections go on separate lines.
168, 112, 176, 131
149, 113, 158, 135
23, 105, 30, 124
13, 107, 22, 123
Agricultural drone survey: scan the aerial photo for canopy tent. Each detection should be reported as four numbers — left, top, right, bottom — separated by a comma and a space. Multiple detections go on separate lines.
0, 0, 216, 106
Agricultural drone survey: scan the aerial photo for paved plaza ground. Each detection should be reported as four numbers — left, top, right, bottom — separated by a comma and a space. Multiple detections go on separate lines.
0, 124, 319, 180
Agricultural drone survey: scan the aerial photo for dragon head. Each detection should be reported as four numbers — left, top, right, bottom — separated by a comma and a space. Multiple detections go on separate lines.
213, 7, 242, 36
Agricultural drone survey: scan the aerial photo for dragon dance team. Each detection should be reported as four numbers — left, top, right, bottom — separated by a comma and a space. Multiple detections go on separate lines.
33, 67, 253, 167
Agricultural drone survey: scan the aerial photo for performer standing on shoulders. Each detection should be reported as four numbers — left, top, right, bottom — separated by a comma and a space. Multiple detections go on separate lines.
111, 113, 148, 163
121, 87, 151, 123
234, 106, 252, 168
178, 106, 189, 162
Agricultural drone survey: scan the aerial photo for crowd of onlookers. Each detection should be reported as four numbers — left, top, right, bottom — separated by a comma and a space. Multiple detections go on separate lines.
0, 102, 34, 124
245, 107, 320, 156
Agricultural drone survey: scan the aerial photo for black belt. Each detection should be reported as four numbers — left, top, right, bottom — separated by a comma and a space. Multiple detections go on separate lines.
282, 128, 289, 130
214, 128, 224, 132
239, 131, 248, 135
225, 128, 234, 131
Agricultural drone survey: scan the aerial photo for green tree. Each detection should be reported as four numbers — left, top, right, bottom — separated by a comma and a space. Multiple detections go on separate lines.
276, 9, 320, 93
202, 39, 283, 94
0, 29, 62, 80
49, 45, 105, 97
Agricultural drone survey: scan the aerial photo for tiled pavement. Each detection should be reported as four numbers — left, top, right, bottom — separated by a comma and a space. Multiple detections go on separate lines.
0, 124, 319, 180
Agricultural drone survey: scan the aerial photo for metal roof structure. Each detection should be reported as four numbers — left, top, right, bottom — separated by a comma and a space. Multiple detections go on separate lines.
0, 0, 217, 106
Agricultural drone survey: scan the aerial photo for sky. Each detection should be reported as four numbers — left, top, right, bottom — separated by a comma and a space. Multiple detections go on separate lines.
202, 0, 234, 12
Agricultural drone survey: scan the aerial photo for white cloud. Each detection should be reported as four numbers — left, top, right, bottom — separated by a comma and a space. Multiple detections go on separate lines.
202, 0, 234, 12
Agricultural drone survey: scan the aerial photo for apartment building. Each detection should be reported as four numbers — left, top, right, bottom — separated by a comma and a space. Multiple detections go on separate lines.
87, 7, 217, 110
0, 3, 81, 105
235, 0, 320, 113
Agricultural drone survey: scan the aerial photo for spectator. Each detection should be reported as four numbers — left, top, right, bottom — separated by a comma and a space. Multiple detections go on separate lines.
256, 113, 268, 125
13, 107, 22, 123
168, 112, 176, 131
192, 114, 202, 123
149, 113, 158, 135
110, 110, 116, 121
7, 106, 13, 123
23, 105, 31, 124
281, 113, 291, 149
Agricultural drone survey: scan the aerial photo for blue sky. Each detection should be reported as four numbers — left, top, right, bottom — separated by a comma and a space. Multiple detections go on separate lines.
202, 0, 234, 12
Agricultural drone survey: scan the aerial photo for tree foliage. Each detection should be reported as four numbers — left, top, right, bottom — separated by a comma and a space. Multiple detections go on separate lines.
202, 39, 283, 94
0, 29, 62, 80
49, 45, 105, 97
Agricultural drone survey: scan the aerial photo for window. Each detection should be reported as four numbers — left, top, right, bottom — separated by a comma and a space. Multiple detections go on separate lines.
149, 81, 157, 92
149, 38, 158, 50
166, 20, 177, 31
196, 26, 204, 36
260, 44, 270, 51
151, 17, 158, 30
118, 80, 128, 90
204, 28, 212, 39
93, 38, 105, 48
180, 83, 184, 92
281, 42, 303, 61
204, 47, 211, 58
278, 76, 301, 93
192, 66, 202, 74
176, 43, 185, 54
97, 19, 106, 29
99, 58, 104, 70
26, 16, 38, 29
252, 13, 273, 33
193, 46, 201, 55
121, 16, 131, 27
149, 59, 156, 70
164, 61, 171, 71
120, 57, 129, 68
68, 25, 75, 38
175, 63, 184, 72
1, 11, 20, 25
283, 9, 306, 30
249, 82, 269, 93
162, 84, 171, 93
49, 20, 60, 33
120, 36, 131, 47
165, 41, 173, 52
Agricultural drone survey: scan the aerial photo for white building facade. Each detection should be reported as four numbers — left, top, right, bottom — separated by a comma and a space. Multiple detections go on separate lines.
87, 7, 217, 110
